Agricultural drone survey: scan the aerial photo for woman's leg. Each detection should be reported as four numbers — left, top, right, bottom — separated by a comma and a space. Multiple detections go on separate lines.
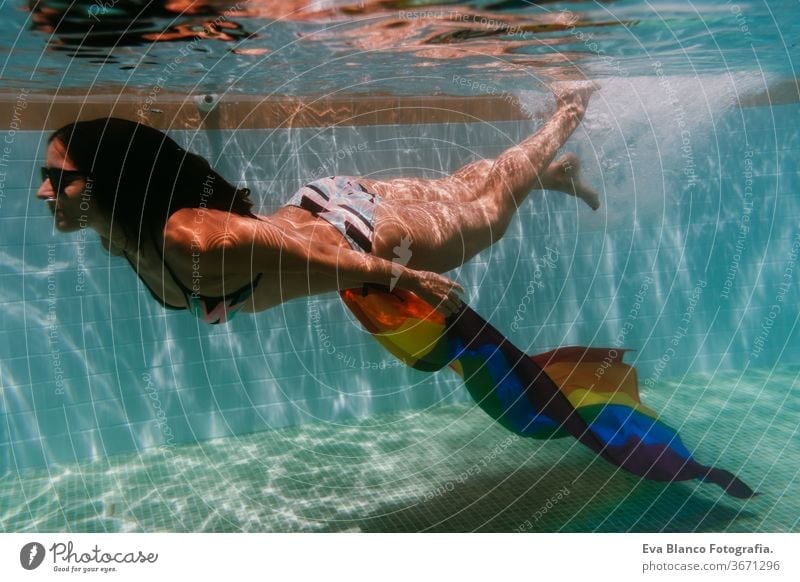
371, 82, 596, 273
361, 83, 598, 210
361, 153, 598, 209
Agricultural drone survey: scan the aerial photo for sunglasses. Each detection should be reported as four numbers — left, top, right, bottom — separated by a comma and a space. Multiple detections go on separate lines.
40, 167, 91, 196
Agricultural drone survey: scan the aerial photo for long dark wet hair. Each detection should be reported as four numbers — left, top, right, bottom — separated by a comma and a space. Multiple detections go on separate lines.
48, 117, 257, 252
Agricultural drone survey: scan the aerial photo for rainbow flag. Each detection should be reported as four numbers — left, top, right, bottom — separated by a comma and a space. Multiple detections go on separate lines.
341, 284, 754, 498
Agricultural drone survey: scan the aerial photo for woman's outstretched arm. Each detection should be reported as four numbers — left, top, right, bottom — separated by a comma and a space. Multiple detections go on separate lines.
165, 210, 464, 315
295, 240, 464, 315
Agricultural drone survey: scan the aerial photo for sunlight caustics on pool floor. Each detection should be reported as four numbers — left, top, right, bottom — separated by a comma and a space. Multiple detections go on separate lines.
2, 367, 796, 533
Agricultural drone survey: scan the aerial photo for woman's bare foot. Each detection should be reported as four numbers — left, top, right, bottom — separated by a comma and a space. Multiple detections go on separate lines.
543, 153, 600, 210
551, 80, 598, 113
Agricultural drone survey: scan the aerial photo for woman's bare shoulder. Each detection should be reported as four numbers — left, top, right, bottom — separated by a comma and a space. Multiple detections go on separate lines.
164, 208, 249, 250
159, 209, 282, 287
162, 208, 285, 265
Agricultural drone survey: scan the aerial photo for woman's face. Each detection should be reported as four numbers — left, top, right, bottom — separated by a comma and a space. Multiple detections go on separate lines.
37, 138, 94, 233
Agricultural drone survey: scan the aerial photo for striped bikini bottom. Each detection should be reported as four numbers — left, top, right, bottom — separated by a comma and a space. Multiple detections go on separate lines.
284, 176, 381, 253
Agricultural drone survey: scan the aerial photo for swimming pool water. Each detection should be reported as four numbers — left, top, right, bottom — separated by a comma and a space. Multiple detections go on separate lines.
1, 0, 799, 532
1, 367, 796, 532
2, 1, 797, 93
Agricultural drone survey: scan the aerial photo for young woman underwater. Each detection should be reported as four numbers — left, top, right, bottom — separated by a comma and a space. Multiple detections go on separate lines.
37, 82, 598, 324
36, 82, 755, 498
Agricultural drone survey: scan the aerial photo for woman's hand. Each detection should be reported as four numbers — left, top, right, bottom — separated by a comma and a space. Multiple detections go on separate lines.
402, 268, 465, 317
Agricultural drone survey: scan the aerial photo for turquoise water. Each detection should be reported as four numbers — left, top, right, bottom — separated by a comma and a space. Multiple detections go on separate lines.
2, 368, 797, 532
2, 1, 797, 92
1, 0, 799, 532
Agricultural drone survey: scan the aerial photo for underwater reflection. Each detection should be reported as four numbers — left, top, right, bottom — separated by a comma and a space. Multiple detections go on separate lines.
27, 0, 632, 73
28, 0, 253, 56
